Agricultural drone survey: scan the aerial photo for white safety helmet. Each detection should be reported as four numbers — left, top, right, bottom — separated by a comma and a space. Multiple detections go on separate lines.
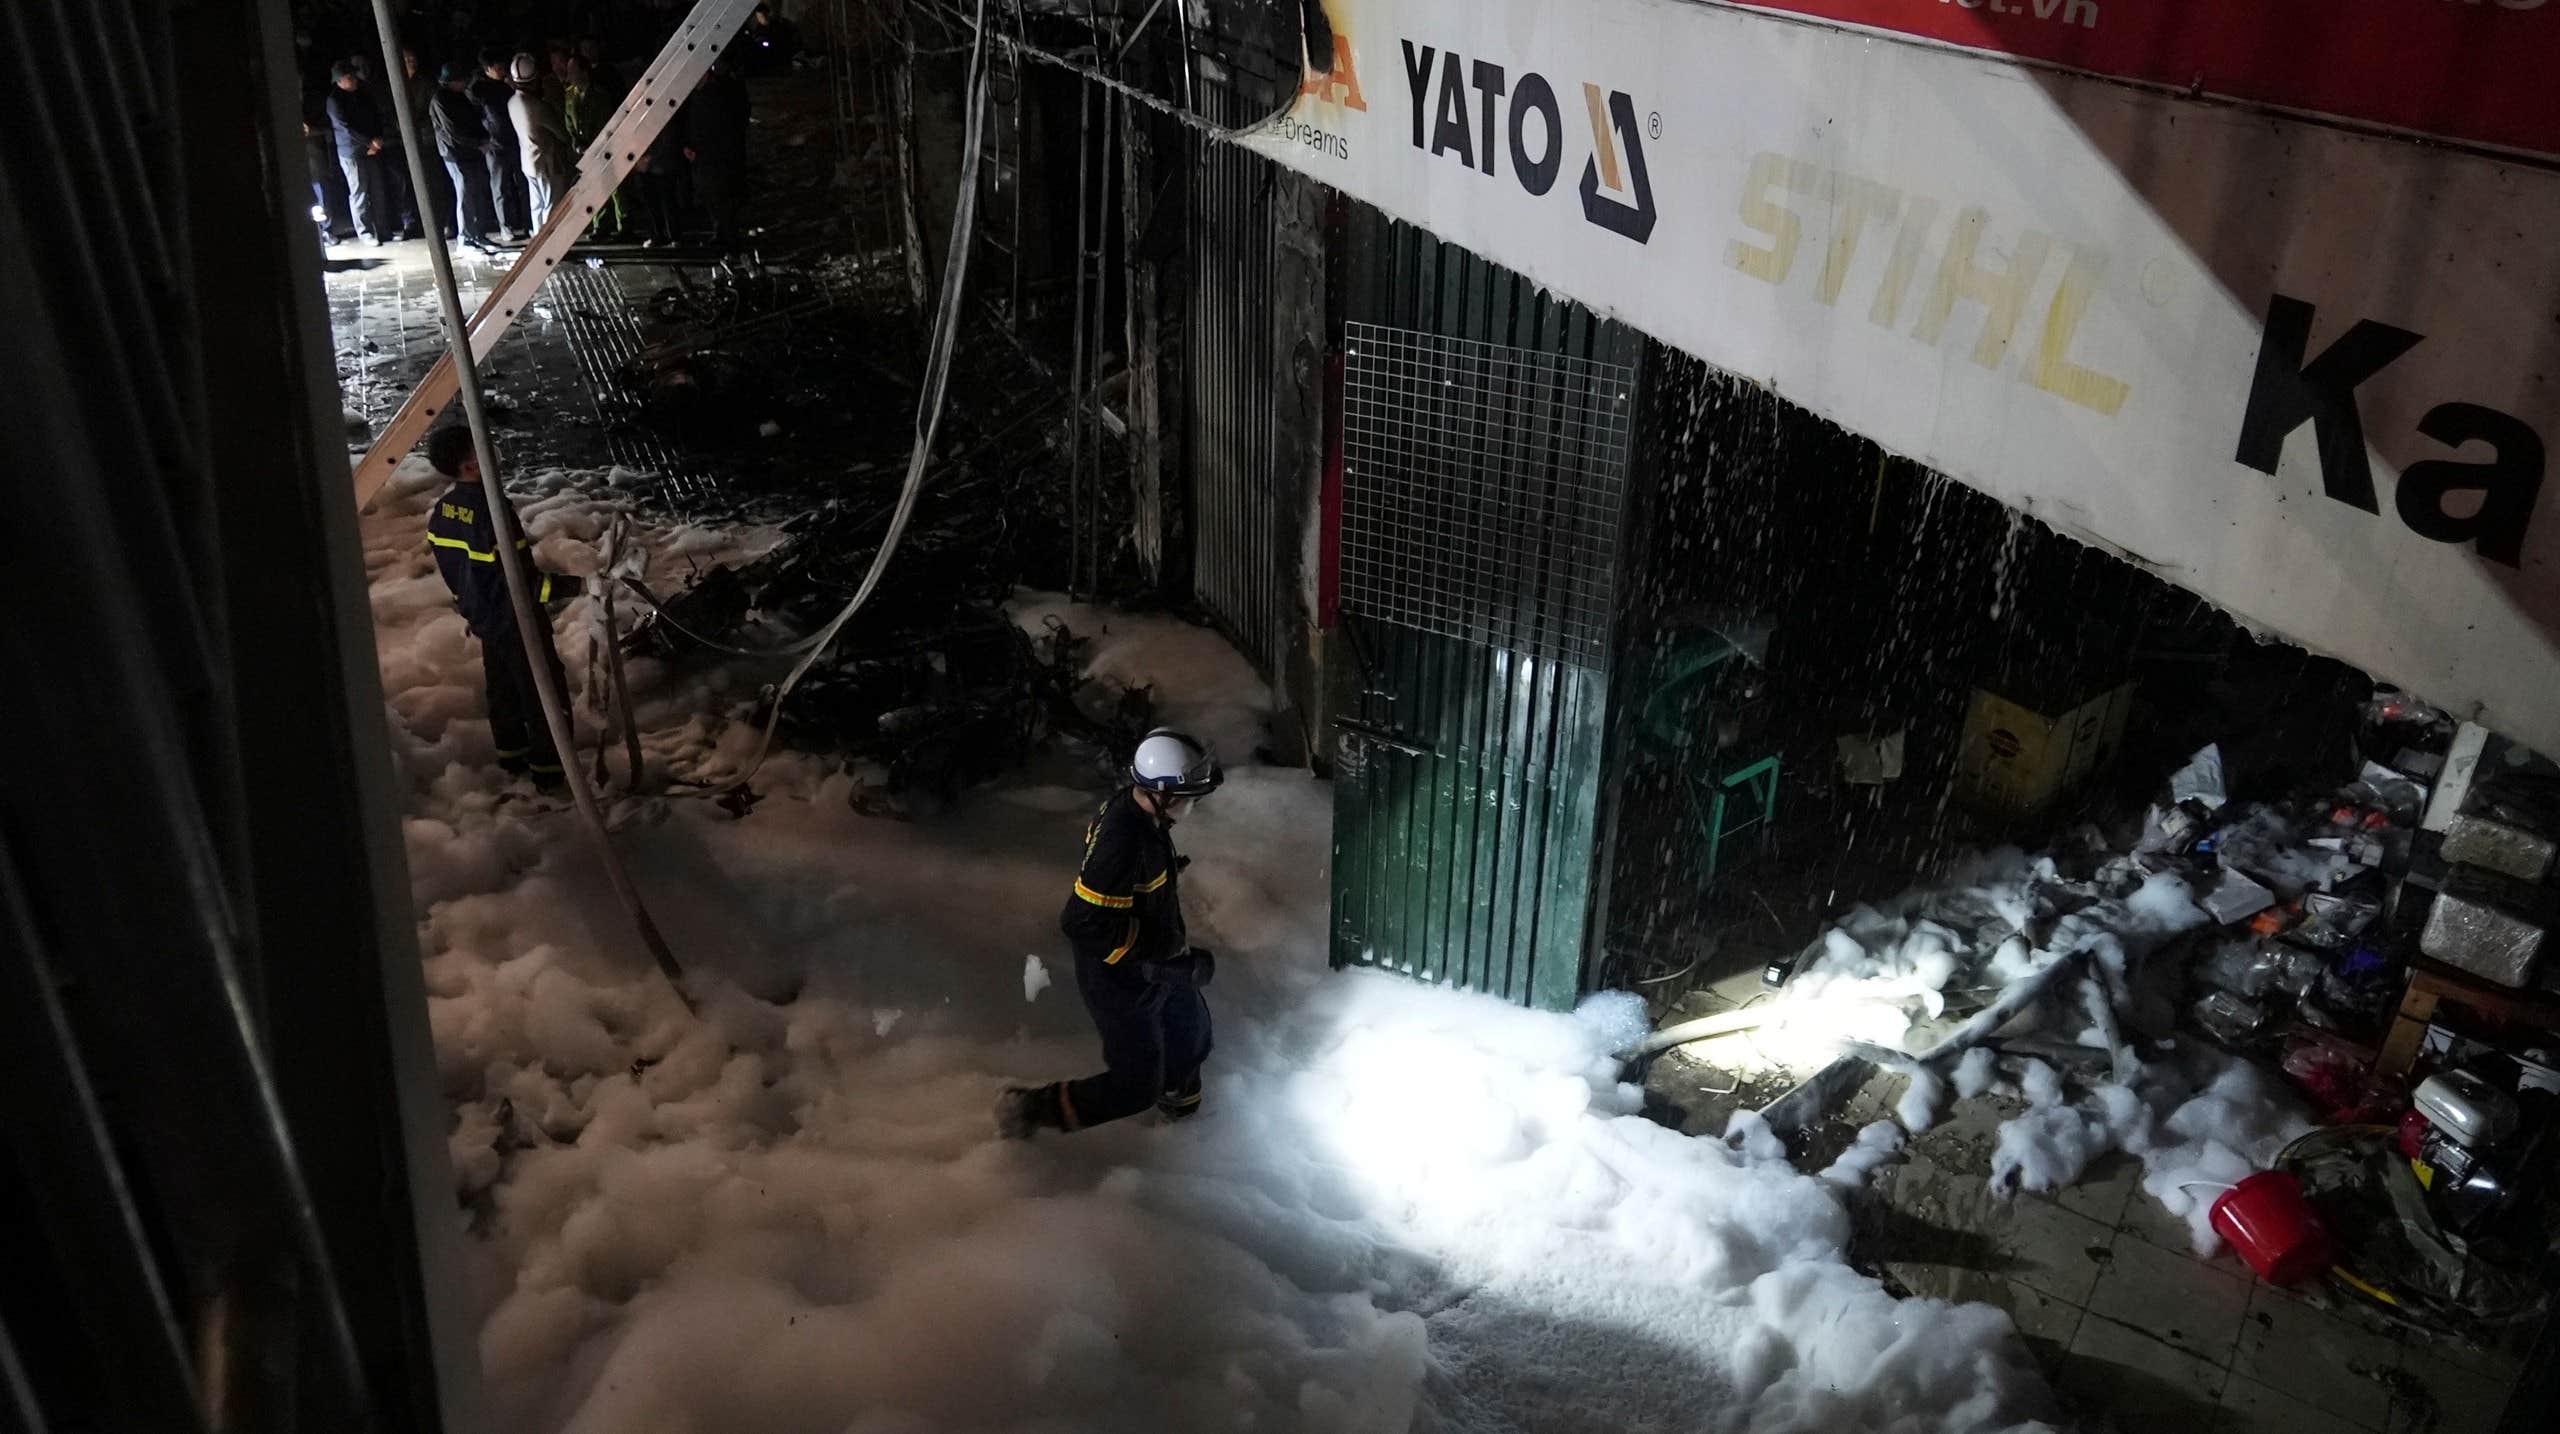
509, 52, 541, 84
1130, 728, 1223, 799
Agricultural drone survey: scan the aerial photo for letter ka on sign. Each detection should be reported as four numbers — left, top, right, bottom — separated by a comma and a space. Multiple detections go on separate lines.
2235, 294, 2545, 568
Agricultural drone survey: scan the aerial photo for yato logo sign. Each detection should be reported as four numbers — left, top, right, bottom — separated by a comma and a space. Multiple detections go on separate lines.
1399, 40, 1657, 243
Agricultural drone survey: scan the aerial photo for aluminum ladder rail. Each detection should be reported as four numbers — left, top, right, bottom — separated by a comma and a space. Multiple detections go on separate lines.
349, 0, 764, 507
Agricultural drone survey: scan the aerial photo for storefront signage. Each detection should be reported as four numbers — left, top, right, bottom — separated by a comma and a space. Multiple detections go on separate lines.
1247, 0, 2560, 753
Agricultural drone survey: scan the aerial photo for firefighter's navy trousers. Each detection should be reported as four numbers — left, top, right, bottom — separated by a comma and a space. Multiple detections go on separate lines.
1058, 947, 1210, 1130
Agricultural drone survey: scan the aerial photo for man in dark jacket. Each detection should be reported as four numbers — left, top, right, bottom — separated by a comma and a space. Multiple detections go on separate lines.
999, 730, 1224, 1137
402, 45, 453, 240
301, 80, 355, 241
633, 112, 688, 246
420, 425, 582, 790
472, 51, 530, 238
430, 61, 498, 248
328, 59, 412, 243
683, 52, 751, 249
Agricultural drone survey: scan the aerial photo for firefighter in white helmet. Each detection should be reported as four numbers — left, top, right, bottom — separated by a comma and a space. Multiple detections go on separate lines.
998, 729, 1223, 1137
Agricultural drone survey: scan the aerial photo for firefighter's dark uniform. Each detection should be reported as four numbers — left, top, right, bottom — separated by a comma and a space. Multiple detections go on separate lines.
1043, 790, 1211, 1129
425, 482, 576, 781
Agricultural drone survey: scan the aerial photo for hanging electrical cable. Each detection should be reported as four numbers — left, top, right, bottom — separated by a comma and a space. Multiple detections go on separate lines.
471, 0, 998, 798
910, 0, 1278, 145
367, 0, 694, 1010
674, 0, 996, 795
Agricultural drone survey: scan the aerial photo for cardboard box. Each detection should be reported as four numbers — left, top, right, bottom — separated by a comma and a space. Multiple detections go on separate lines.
1954, 682, 2134, 820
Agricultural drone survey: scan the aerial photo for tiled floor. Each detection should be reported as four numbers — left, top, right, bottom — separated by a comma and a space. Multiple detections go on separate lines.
1859, 1093, 2532, 1434
1639, 972, 2540, 1434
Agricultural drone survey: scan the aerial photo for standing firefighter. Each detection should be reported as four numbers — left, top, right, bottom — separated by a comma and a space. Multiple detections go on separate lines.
421, 426, 581, 791
999, 731, 1224, 1137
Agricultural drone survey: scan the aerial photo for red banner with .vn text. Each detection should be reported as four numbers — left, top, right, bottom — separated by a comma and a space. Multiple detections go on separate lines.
1725, 0, 2560, 158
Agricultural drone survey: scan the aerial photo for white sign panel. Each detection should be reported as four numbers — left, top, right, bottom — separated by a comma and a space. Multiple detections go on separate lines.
1252, 0, 2560, 756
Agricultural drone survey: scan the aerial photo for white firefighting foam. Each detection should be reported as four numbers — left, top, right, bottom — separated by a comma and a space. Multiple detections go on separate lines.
366, 460, 2058, 1434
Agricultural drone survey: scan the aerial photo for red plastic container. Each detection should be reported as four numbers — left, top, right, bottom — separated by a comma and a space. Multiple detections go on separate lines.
2212, 1171, 2334, 1286
2397, 1108, 2431, 1160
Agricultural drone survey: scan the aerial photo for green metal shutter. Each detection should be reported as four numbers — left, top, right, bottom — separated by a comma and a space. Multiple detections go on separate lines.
1329, 216, 1642, 1010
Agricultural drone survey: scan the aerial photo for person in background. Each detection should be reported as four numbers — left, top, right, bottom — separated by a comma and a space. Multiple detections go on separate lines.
302, 83, 355, 241
473, 50, 530, 239
683, 49, 750, 250
419, 424, 581, 793
997, 730, 1224, 1138
633, 105, 688, 247
402, 45, 455, 241
579, 35, 632, 236
576, 34, 625, 106
741, 3, 799, 76
327, 59, 408, 244
507, 52, 575, 232
296, 27, 355, 240
558, 52, 622, 239
430, 60, 499, 251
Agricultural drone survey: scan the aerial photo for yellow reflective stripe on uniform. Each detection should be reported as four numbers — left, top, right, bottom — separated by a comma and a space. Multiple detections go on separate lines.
538, 572, 553, 603
425, 534, 499, 562
1074, 879, 1133, 909
1135, 870, 1169, 893
1104, 921, 1137, 964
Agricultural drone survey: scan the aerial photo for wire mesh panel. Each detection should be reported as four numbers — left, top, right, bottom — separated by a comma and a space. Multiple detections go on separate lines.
1340, 322, 1635, 671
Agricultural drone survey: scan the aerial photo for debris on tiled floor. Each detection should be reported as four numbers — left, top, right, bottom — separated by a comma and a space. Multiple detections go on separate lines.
1642, 697, 2558, 1432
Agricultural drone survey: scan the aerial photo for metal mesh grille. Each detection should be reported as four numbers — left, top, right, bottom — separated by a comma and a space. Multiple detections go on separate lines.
1341, 322, 1635, 669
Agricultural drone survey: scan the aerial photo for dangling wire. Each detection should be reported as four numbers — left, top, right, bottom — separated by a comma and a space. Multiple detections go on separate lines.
677, 0, 996, 795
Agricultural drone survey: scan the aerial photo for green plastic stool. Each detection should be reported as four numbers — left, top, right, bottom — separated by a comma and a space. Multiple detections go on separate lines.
1697, 755, 1780, 886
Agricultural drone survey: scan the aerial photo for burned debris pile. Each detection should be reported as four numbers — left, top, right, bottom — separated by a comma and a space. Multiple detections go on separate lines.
1740, 688, 2560, 1336
612, 304, 1153, 801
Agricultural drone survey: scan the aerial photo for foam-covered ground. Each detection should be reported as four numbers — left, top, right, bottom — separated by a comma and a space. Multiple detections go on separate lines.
1763, 845, 2314, 1255
365, 462, 2058, 1434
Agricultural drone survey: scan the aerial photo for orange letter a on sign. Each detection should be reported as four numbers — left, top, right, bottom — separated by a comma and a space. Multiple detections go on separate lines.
1302, 34, 1368, 111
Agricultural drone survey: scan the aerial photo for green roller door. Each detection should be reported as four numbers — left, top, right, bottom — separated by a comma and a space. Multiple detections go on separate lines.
1329, 218, 1642, 1010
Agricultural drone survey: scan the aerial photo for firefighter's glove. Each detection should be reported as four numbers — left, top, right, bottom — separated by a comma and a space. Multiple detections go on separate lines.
1148, 948, 1214, 990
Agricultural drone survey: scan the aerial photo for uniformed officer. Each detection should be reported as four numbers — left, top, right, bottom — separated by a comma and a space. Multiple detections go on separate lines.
999, 730, 1224, 1136
421, 425, 581, 791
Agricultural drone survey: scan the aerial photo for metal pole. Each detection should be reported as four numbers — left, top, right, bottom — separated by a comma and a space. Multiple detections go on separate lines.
1171, 0, 1199, 114
1066, 68, 1094, 598
1117, 0, 1170, 60
1085, 81, 1117, 596
1007, 0, 1028, 327
367, 0, 691, 1007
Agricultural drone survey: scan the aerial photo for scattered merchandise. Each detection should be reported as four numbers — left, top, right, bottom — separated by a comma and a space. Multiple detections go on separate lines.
2413, 1069, 2521, 1149
2421, 723, 2493, 833
2443, 811, 2558, 884
2169, 741, 2229, 811
1735, 701, 2560, 1335
1836, 729, 1906, 786
2421, 869, 2552, 989
2199, 868, 2275, 925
